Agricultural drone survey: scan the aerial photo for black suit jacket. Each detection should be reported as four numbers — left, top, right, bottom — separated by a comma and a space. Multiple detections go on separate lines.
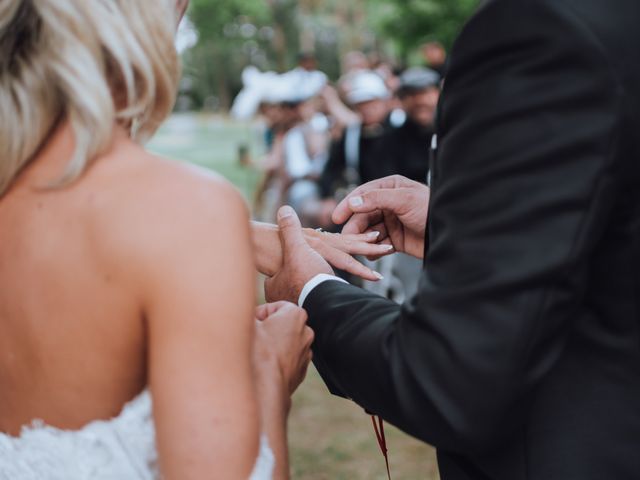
304, 0, 640, 478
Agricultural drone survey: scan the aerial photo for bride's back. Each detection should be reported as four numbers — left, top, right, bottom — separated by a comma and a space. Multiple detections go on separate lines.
0, 1, 181, 436
0, 125, 156, 435
0, 2, 266, 478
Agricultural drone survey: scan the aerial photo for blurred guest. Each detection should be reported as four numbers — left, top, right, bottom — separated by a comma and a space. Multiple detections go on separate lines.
231, 67, 288, 221
319, 71, 396, 214
421, 41, 448, 78
369, 53, 402, 94
389, 67, 441, 183
342, 50, 370, 74
278, 72, 332, 222
317, 85, 360, 139
337, 50, 371, 98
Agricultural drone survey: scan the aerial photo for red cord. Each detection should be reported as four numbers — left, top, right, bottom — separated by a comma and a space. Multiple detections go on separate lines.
371, 415, 391, 480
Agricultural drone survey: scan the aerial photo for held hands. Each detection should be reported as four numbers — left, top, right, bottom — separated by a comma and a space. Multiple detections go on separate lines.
264, 206, 335, 304
252, 220, 392, 282
254, 301, 314, 398
304, 228, 393, 281
263, 176, 429, 303
332, 175, 431, 260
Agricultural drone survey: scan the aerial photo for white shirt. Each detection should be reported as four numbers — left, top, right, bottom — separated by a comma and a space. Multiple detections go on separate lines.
298, 274, 347, 307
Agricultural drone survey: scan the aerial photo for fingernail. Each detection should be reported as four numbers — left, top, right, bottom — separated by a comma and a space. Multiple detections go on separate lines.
384, 245, 394, 251
367, 231, 380, 239
278, 205, 294, 219
349, 196, 364, 207
373, 271, 384, 280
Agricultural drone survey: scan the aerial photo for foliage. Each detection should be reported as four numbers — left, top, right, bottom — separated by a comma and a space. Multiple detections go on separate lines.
182, 0, 479, 110
367, 0, 479, 60
184, 0, 275, 109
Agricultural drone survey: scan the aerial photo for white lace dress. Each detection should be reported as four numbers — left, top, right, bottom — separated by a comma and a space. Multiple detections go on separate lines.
0, 391, 274, 480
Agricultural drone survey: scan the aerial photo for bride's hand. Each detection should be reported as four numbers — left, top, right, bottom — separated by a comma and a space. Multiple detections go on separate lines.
252, 221, 394, 281
253, 301, 312, 480
303, 228, 393, 281
254, 302, 314, 399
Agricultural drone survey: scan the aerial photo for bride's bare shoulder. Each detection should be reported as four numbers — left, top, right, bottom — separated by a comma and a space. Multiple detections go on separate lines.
102, 137, 242, 208
86, 136, 251, 264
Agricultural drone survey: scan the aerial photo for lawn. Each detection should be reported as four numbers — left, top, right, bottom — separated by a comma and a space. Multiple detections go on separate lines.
148, 113, 440, 479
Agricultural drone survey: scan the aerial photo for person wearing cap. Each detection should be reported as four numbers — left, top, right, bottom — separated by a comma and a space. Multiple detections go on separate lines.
278, 69, 333, 221
388, 67, 441, 183
318, 71, 397, 215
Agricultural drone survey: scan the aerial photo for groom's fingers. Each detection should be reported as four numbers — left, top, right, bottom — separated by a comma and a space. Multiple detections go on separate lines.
332, 175, 413, 224
342, 210, 383, 235
276, 205, 307, 258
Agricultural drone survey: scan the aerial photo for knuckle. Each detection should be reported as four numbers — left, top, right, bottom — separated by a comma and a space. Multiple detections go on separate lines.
306, 329, 315, 344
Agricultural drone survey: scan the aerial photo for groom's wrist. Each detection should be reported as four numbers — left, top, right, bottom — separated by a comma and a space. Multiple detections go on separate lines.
298, 274, 348, 307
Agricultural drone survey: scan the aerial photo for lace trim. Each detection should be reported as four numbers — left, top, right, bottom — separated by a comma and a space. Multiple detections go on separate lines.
0, 392, 274, 480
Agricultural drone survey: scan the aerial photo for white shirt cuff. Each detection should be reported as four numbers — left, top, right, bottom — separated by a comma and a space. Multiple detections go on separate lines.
298, 274, 348, 307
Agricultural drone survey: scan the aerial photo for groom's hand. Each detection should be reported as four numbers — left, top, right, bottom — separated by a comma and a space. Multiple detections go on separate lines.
265, 206, 333, 304
332, 175, 430, 260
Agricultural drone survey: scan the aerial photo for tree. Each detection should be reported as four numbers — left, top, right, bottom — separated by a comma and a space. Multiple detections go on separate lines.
367, 0, 479, 62
185, 0, 272, 109
183, 0, 479, 110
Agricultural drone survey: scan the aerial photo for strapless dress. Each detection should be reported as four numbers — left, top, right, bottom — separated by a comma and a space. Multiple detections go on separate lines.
0, 391, 274, 479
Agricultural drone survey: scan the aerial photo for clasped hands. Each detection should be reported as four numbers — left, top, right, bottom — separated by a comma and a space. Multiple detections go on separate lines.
254, 175, 430, 399
265, 175, 431, 304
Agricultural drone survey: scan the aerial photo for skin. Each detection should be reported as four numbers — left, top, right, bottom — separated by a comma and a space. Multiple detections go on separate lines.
252, 222, 392, 281
265, 207, 335, 304
318, 85, 360, 128
333, 175, 431, 260
400, 86, 440, 128
0, 121, 304, 479
265, 176, 430, 304
354, 98, 390, 127
0, 5, 385, 477
422, 42, 447, 68
254, 302, 314, 480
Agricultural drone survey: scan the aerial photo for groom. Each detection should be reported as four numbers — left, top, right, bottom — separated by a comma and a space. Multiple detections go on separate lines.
265, 0, 640, 479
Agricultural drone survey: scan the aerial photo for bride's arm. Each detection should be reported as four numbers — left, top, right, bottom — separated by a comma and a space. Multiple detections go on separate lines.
136, 175, 287, 479
253, 302, 314, 480
251, 221, 394, 280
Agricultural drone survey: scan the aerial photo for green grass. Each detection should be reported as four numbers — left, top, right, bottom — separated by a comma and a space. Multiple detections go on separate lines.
149, 113, 440, 479
290, 368, 440, 480
148, 113, 263, 201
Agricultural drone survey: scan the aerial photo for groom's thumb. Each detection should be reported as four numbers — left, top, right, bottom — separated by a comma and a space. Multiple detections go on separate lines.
277, 206, 307, 257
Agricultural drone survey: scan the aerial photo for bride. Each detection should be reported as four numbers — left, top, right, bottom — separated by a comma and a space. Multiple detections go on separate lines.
0, 0, 387, 478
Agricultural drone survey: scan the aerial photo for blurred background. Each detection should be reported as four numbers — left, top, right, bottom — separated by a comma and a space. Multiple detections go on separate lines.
148, 1, 479, 478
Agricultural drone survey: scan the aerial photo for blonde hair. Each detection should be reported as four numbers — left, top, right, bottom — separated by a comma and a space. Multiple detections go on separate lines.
0, 0, 180, 196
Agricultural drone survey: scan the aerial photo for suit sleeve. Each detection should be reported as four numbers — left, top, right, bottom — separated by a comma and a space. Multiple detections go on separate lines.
304, 0, 621, 455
